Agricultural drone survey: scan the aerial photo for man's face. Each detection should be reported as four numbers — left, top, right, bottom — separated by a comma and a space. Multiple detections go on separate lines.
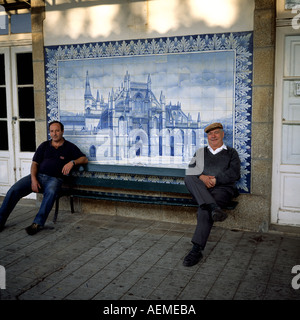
49, 123, 64, 142
207, 129, 224, 150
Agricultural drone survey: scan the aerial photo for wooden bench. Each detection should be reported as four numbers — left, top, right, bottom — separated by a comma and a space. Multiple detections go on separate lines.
53, 163, 239, 223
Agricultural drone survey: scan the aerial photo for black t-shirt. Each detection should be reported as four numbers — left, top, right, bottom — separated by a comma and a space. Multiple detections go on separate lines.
32, 139, 86, 178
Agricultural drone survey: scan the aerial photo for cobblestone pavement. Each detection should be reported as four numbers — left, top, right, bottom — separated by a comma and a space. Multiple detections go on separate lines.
0, 201, 299, 301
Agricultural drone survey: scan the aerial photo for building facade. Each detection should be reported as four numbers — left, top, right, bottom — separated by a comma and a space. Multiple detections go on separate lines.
0, 0, 299, 232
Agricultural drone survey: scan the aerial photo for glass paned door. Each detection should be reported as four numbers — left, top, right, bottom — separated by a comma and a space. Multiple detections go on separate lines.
0, 49, 14, 193
12, 48, 36, 183
0, 47, 35, 196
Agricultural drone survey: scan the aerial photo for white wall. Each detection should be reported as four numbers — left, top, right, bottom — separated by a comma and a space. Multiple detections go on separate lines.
44, 0, 254, 46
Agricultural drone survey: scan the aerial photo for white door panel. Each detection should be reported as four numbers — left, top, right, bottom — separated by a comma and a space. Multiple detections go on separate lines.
0, 157, 10, 184
281, 174, 300, 209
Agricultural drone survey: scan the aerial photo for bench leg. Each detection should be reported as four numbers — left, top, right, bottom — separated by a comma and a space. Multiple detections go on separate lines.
53, 194, 74, 223
53, 198, 59, 223
70, 195, 75, 213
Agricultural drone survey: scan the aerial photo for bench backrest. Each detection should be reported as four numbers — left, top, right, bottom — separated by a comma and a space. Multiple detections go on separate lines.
68, 164, 190, 194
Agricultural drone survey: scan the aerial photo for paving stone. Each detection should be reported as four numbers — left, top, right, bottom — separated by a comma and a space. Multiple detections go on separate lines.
233, 281, 268, 300
0, 202, 299, 301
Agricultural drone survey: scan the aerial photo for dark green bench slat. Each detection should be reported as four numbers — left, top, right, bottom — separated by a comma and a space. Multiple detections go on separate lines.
67, 189, 198, 207
85, 163, 186, 178
73, 177, 189, 193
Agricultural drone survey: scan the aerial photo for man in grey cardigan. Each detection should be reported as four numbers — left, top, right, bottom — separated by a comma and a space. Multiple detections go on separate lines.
183, 122, 241, 267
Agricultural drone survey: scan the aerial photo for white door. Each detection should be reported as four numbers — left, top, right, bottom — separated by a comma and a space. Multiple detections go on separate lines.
272, 28, 300, 226
0, 46, 36, 197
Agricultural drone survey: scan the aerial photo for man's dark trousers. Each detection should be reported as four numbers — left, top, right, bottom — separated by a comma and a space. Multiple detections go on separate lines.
184, 175, 233, 250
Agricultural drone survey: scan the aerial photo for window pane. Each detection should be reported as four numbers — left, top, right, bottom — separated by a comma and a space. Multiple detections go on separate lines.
20, 121, 36, 152
283, 81, 300, 121
18, 87, 34, 118
0, 88, 7, 118
0, 54, 5, 85
0, 120, 8, 150
11, 13, 31, 34
0, 14, 8, 35
17, 53, 33, 85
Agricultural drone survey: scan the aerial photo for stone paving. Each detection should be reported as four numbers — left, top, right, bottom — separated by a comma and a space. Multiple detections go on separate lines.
0, 201, 299, 301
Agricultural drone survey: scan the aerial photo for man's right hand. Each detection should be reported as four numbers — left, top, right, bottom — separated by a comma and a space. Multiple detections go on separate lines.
31, 178, 41, 193
199, 174, 216, 189
30, 161, 41, 193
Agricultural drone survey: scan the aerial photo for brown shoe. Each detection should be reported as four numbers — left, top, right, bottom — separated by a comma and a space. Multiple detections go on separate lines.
25, 223, 43, 235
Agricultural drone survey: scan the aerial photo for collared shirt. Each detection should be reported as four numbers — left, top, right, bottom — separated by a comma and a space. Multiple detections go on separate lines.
208, 144, 227, 155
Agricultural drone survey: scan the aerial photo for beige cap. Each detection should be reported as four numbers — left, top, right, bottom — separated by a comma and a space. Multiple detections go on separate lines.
204, 122, 223, 133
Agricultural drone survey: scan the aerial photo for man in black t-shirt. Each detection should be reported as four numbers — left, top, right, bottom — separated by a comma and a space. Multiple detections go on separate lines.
0, 121, 88, 235
183, 122, 241, 267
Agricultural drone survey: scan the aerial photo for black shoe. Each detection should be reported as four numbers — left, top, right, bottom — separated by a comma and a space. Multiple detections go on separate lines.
25, 223, 43, 235
0, 222, 5, 232
183, 249, 203, 267
211, 207, 228, 222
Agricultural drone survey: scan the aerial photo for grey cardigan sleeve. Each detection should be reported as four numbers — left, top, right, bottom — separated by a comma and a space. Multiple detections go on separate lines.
186, 147, 205, 176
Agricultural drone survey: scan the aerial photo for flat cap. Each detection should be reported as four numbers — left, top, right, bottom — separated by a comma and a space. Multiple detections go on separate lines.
204, 122, 223, 133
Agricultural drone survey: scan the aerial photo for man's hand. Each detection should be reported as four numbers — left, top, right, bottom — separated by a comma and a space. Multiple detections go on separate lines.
62, 157, 88, 175
30, 161, 41, 193
199, 174, 216, 188
62, 161, 74, 176
31, 177, 41, 193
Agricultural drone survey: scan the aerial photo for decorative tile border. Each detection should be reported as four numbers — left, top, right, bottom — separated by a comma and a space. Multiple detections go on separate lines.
45, 32, 253, 192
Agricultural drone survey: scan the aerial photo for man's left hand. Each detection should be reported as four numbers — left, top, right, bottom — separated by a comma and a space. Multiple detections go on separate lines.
199, 174, 216, 188
62, 161, 74, 175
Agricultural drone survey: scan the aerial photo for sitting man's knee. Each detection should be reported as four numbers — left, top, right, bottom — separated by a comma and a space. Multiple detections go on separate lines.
184, 175, 197, 184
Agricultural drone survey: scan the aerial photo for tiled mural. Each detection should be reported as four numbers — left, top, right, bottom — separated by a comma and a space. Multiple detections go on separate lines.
45, 32, 253, 192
